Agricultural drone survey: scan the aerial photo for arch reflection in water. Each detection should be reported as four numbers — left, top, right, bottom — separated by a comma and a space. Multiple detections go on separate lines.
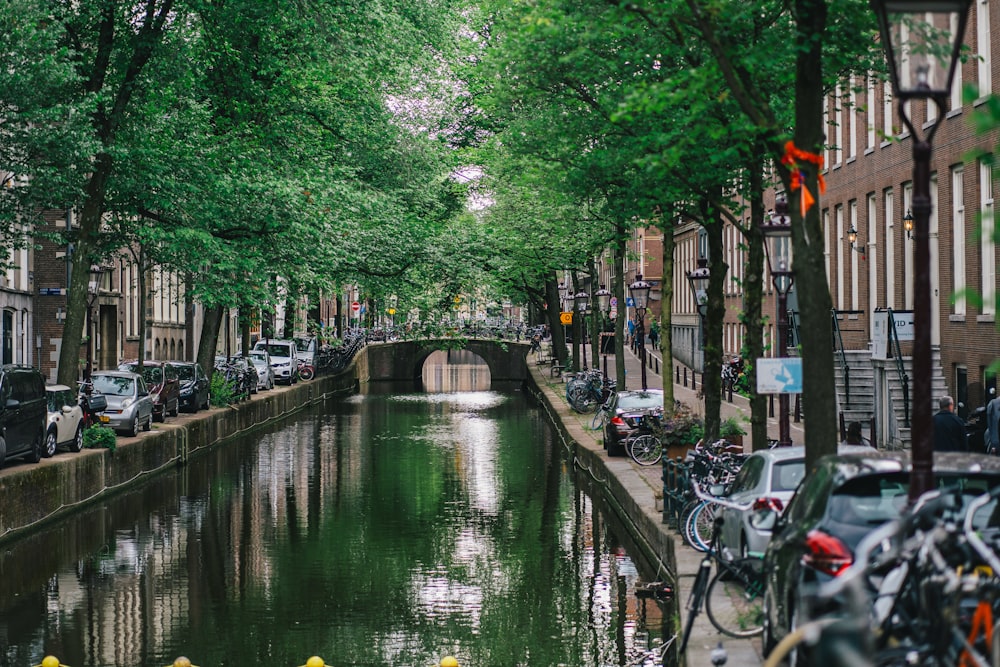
421, 349, 490, 392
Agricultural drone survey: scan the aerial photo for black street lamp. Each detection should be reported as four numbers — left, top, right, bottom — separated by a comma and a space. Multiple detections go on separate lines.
761, 197, 794, 447
686, 258, 711, 366
629, 275, 652, 390
85, 264, 110, 381
594, 285, 612, 379
870, 0, 971, 500
574, 290, 590, 370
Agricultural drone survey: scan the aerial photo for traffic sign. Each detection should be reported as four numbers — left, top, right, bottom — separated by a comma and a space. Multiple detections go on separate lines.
351, 301, 361, 312
560, 312, 573, 325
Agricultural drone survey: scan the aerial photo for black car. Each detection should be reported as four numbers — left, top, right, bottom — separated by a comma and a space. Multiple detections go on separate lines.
0, 365, 48, 467
761, 449, 1000, 663
172, 361, 210, 412
601, 389, 664, 456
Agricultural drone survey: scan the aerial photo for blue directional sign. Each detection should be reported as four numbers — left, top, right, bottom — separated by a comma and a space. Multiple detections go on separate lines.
38, 288, 65, 296
626, 297, 635, 307
756, 357, 803, 394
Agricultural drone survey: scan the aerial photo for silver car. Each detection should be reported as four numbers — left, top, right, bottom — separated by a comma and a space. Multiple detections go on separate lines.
248, 350, 274, 391
91, 371, 154, 437
717, 444, 872, 559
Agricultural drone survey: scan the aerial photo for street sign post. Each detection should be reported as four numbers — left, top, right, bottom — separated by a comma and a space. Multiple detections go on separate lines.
351, 301, 361, 319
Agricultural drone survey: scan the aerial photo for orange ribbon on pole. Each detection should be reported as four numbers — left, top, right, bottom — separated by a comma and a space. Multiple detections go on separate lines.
781, 141, 826, 216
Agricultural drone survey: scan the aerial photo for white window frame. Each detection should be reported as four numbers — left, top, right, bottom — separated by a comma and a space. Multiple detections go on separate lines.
953, 166, 966, 315
981, 160, 996, 316
978, 0, 992, 98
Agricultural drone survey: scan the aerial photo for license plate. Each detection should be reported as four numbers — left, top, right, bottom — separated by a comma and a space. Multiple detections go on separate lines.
99, 415, 110, 423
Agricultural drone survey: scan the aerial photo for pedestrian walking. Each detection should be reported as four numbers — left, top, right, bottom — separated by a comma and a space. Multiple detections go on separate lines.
933, 395, 969, 453
626, 317, 635, 346
649, 320, 660, 350
986, 387, 1000, 455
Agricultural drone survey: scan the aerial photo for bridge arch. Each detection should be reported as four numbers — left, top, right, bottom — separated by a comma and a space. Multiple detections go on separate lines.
364, 339, 531, 387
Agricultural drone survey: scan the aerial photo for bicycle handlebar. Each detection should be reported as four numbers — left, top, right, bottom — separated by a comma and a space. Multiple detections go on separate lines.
690, 480, 754, 512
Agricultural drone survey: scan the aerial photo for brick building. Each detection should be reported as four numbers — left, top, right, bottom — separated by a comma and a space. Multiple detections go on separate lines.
671, 4, 1000, 448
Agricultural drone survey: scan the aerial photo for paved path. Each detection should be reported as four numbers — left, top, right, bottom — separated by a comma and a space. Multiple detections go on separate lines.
530, 341, 794, 667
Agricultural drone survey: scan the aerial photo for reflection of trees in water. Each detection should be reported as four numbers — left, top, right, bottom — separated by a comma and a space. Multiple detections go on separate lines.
422, 349, 491, 392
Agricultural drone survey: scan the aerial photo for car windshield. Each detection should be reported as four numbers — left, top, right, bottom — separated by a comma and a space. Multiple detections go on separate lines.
174, 365, 195, 381
93, 375, 135, 396
618, 392, 662, 411
830, 472, 1000, 529
122, 364, 162, 385
249, 352, 266, 363
262, 344, 291, 358
294, 338, 313, 352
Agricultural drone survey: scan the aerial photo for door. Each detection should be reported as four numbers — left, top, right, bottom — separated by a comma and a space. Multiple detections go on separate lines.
1, 310, 12, 365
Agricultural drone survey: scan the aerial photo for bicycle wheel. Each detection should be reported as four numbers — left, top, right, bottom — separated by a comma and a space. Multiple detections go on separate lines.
705, 557, 765, 638
590, 410, 608, 430
628, 434, 662, 466
679, 560, 713, 655
686, 502, 717, 553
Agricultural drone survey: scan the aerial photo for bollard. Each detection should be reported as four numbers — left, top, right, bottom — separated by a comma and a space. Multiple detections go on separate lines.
683, 367, 688, 387
655, 357, 659, 374
795, 394, 802, 422
676, 365, 680, 384
769, 394, 775, 418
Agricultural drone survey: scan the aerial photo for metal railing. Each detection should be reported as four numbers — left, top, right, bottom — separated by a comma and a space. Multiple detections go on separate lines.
831, 309, 852, 408
886, 308, 911, 427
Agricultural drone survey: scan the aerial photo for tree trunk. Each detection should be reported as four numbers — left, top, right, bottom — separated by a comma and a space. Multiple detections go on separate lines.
198, 305, 225, 383
793, 0, 837, 470
613, 233, 627, 390
744, 146, 769, 451
545, 278, 567, 366
659, 214, 676, 409
703, 202, 728, 443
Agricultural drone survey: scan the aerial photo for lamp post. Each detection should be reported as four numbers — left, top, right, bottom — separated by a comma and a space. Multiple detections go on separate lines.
686, 258, 711, 373
870, 0, 971, 500
761, 197, 794, 447
629, 275, 652, 390
574, 289, 590, 370
85, 264, 109, 381
594, 285, 612, 379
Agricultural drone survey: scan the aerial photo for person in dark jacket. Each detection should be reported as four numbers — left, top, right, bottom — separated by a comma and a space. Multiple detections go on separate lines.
933, 395, 969, 452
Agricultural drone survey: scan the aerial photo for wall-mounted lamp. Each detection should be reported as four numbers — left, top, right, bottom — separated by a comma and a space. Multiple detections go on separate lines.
846, 226, 867, 260
903, 209, 914, 240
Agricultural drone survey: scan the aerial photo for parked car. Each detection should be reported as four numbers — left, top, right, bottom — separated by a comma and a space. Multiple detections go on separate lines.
172, 361, 210, 412
252, 339, 298, 385
117, 360, 180, 422
44, 385, 86, 456
761, 450, 1000, 662
248, 350, 275, 391
294, 336, 317, 367
92, 371, 154, 437
601, 388, 664, 456
0, 364, 48, 467
715, 444, 873, 560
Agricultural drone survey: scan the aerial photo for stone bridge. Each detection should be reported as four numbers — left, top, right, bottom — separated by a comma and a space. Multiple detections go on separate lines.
364, 339, 531, 386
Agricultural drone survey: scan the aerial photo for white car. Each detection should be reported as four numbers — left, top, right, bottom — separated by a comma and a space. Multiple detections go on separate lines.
44, 385, 85, 456
252, 339, 298, 385
248, 350, 275, 391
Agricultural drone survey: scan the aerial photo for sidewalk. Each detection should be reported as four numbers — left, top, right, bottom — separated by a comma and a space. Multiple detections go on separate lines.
530, 342, 788, 667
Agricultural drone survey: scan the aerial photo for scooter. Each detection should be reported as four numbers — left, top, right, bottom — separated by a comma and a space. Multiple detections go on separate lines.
78, 380, 109, 428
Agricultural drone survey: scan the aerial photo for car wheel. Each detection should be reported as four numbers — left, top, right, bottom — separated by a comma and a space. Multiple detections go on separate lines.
154, 408, 163, 423
70, 423, 84, 453
170, 400, 179, 417
44, 428, 58, 458
129, 415, 140, 437
762, 598, 778, 656
28, 428, 44, 463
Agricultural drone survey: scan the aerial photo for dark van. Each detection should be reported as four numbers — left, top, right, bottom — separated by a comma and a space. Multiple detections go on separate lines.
0, 365, 48, 467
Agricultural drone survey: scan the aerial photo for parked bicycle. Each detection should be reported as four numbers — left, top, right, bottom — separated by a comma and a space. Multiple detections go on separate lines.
678, 508, 765, 654
626, 410, 664, 466
565, 369, 613, 414
297, 359, 315, 381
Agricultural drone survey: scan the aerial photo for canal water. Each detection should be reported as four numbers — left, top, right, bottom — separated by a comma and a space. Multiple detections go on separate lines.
0, 351, 669, 667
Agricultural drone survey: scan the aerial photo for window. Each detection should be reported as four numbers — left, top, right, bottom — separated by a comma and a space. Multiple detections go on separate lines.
951, 13, 964, 110
849, 78, 858, 160
903, 183, 914, 310
850, 200, 859, 309
978, 0, 992, 98
867, 75, 877, 150
836, 204, 845, 310
834, 85, 843, 166
885, 190, 896, 309
883, 76, 893, 139
981, 159, 996, 316
953, 166, 966, 315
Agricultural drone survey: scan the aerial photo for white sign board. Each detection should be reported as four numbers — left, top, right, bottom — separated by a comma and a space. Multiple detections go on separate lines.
756, 357, 803, 394
871, 311, 914, 359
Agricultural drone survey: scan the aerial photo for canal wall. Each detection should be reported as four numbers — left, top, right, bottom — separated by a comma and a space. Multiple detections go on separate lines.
0, 365, 360, 547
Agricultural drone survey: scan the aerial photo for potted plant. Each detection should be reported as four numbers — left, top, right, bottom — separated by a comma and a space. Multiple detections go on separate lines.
720, 416, 747, 448
663, 405, 704, 460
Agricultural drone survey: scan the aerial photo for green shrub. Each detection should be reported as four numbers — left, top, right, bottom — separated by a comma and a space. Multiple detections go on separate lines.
211, 372, 235, 406
83, 425, 117, 452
